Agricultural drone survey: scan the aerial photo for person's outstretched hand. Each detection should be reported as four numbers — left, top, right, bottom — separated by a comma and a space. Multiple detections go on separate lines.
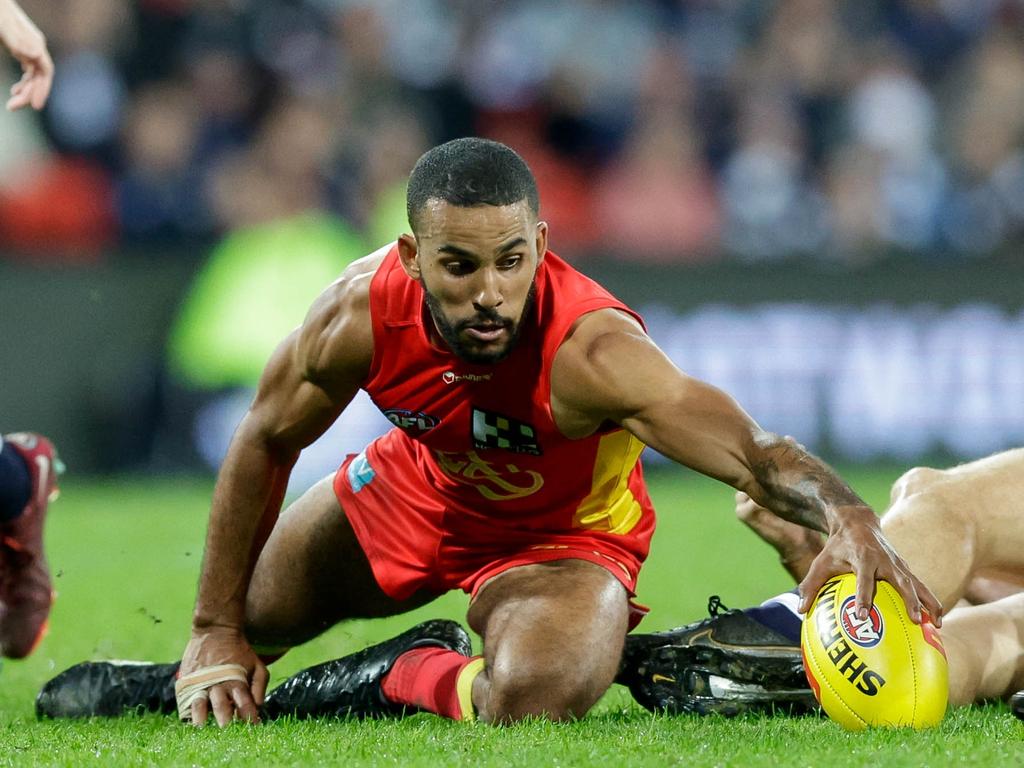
0, 0, 53, 111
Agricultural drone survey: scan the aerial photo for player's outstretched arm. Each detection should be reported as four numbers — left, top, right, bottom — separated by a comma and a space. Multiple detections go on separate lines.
0, 0, 53, 110
181, 264, 377, 727
551, 309, 942, 627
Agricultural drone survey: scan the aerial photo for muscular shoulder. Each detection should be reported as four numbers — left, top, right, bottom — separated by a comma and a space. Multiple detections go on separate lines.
296, 245, 390, 388
550, 308, 659, 436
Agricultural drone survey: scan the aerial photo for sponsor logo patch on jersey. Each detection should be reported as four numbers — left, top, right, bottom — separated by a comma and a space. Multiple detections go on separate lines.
839, 596, 884, 648
434, 450, 544, 501
347, 451, 376, 493
442, 371, 493, 384
471, 407, 541, 455
383, 408, 439, 435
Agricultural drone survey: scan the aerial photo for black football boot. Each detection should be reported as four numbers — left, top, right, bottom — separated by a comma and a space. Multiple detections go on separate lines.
618, 596, 816, 716
263, 619, 473, 720
1010, 690, 1024, 723
36, 661, 179, 719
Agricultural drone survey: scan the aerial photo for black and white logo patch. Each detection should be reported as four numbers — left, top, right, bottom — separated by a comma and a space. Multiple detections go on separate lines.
383, 408, 440, 436
471, 407, 541, 455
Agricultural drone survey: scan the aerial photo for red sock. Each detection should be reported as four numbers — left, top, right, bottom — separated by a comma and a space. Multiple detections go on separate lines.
381, 647, 484, 720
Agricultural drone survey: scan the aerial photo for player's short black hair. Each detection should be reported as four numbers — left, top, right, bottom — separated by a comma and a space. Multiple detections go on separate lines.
406, 137, 540, 232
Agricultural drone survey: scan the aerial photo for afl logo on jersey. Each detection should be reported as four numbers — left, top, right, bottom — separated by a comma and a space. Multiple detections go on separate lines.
383, 409, 439, 436
839, 596, 884, 648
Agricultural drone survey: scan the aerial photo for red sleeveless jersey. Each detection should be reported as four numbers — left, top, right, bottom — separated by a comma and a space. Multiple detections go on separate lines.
358, 245, 656, 561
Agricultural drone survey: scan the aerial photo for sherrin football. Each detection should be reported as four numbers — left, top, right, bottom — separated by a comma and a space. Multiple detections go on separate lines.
800, 573, 948, 730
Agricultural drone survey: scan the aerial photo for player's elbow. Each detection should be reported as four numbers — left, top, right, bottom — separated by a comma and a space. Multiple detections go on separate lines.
231, 406, 295, 464
751, 430, 803, 454
732, 430, 806, 497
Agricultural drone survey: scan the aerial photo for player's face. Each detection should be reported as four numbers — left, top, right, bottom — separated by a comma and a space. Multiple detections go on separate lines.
399, 199, 548, 364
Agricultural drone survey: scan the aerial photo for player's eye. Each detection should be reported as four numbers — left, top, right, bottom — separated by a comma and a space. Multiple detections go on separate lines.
444, 261, 473, 276
498, 256, 522, 270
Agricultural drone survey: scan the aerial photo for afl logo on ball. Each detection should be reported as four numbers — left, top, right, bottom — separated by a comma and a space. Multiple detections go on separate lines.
839, 596, 884, 648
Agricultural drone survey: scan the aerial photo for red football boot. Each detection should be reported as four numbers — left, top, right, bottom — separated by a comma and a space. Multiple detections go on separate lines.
0, 433, 63, 659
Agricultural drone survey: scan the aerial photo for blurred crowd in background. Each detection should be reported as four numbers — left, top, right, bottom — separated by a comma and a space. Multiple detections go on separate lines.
1, 0, 1024, 265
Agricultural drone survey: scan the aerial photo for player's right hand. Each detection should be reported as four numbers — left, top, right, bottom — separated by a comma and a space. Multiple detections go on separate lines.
179, 626, 269, 727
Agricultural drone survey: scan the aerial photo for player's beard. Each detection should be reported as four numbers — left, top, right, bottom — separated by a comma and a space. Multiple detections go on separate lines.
421, 279, 537, 365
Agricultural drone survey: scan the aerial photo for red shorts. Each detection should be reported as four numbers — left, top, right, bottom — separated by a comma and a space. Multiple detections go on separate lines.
333, 444, 651, 628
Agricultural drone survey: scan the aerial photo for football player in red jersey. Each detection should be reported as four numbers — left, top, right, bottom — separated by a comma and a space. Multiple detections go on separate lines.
38, 138, 941, 726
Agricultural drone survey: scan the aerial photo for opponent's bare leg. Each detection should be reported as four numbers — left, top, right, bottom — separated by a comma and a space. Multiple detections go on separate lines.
941, 592, 1024, 705
962, 568, 1024, 606
879, 448, 1024, 608
244, 474, 433, 651
466, 559, 629, 722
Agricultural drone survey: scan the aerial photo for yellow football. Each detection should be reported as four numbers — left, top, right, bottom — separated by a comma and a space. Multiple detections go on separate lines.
801, 573, 948, 730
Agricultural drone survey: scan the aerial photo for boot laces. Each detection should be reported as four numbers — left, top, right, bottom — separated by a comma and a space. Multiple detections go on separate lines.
707, 595, 732, 617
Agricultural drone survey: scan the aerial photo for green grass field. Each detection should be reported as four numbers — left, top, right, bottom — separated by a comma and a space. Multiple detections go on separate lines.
2, 465, 1022, 766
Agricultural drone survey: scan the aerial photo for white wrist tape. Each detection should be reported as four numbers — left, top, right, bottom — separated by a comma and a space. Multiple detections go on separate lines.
174, 663, 249, 722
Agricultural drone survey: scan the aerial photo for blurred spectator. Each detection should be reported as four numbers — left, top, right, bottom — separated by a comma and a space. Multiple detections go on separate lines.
940, 27, 1024, 254
720, 89, 829, 260
116, 80, 207, 242
40, 0, 132, 156
752, 0, 852, 163
480, 108, 601, 258
203, 93, 340, 233
595, 109, 720, 261
593, 43, 720, 261
847, 44, 946, 251
0, 0, 1024, 263
357, 103, 431, 249
823, 143, 885, 257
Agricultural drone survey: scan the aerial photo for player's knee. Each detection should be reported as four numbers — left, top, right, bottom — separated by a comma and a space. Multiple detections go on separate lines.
888, 466, 944, 506
242, 609, 276, 649
484, 659, 609, 723
883, 467, 961, 535
242, 594, 304, 650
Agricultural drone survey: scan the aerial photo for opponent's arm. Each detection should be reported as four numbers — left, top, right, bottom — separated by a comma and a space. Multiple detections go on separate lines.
551, 309, 942, 625
182, 265, 376, 727
0, 0, 53, 110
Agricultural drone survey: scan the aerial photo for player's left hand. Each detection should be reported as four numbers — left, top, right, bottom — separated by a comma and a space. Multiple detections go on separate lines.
797, 508, 943, 627
0, 1, 54, 111
178, 626, 268, 727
